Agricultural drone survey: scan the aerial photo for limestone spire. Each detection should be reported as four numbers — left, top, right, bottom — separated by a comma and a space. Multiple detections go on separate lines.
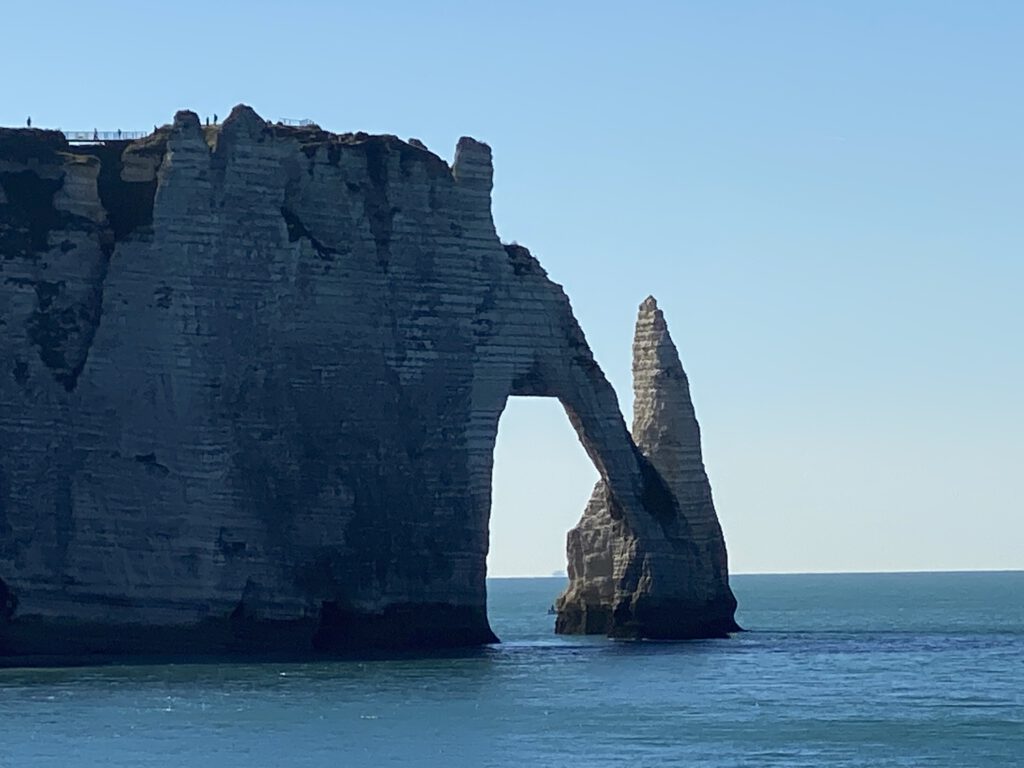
631, 296, 721, 545
557, 296, 739, 638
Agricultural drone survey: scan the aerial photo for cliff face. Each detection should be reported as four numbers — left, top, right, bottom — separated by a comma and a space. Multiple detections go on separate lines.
0, 105, 737, 661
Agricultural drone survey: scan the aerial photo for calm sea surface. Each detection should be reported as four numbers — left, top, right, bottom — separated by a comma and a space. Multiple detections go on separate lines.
1, 572, 1021, 767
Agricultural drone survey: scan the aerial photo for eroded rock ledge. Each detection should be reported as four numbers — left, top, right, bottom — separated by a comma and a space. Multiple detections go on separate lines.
0, 106, 737, 663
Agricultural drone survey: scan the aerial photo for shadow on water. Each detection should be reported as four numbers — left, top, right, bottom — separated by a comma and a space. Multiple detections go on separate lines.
0, 644, 503, 673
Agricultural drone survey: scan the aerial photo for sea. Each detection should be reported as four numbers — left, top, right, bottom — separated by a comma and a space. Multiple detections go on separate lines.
0, 572, 1021, 767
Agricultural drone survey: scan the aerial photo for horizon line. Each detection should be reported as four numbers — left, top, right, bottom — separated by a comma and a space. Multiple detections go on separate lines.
487, 567, 1024, 579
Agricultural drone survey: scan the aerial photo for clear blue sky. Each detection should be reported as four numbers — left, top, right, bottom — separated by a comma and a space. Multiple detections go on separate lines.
4, 1, 1021, 575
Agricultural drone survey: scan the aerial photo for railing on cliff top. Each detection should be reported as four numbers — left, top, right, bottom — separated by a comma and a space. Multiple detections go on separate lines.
64, 130, 149, 143
61, 119, 315, 143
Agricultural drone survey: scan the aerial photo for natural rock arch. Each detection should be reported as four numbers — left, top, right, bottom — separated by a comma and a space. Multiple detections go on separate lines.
0, 107, 737, 661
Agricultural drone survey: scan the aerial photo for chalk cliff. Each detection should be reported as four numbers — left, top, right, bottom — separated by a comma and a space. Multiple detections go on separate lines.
0, 105, 737, 661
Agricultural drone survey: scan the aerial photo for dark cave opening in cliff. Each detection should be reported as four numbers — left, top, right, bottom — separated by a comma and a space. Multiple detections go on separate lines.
486, 397, 599, 630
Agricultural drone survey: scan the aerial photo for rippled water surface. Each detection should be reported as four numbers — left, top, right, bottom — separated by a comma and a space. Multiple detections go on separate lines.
1, 572, 1022, 767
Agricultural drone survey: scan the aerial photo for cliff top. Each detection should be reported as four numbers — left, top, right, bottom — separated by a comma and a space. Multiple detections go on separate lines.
0, 104, 488, 184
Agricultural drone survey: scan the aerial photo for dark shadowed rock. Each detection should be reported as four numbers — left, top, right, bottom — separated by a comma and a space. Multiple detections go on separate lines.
0, 107, 737, 664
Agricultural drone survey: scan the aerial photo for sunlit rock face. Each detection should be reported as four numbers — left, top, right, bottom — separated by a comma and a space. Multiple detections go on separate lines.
0, 106, 737, 662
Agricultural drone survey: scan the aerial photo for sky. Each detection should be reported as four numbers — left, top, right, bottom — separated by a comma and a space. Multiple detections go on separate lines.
4, 1, 1021, 576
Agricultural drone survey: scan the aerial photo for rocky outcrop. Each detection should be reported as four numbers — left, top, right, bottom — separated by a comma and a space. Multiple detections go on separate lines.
0, 106, 737, 662
556, 297, 739, 638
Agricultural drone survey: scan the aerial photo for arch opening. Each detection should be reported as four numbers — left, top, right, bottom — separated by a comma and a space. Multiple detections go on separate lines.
485, 396, 599, 641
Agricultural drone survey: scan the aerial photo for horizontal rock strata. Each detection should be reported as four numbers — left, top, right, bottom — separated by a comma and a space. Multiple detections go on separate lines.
0, 106, 737, 663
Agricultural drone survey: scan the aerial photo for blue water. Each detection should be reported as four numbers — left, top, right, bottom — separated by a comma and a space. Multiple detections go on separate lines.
1, 572, 1021, 767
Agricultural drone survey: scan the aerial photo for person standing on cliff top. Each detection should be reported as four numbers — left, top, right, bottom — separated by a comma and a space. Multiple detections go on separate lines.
26, 117, 31, 128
